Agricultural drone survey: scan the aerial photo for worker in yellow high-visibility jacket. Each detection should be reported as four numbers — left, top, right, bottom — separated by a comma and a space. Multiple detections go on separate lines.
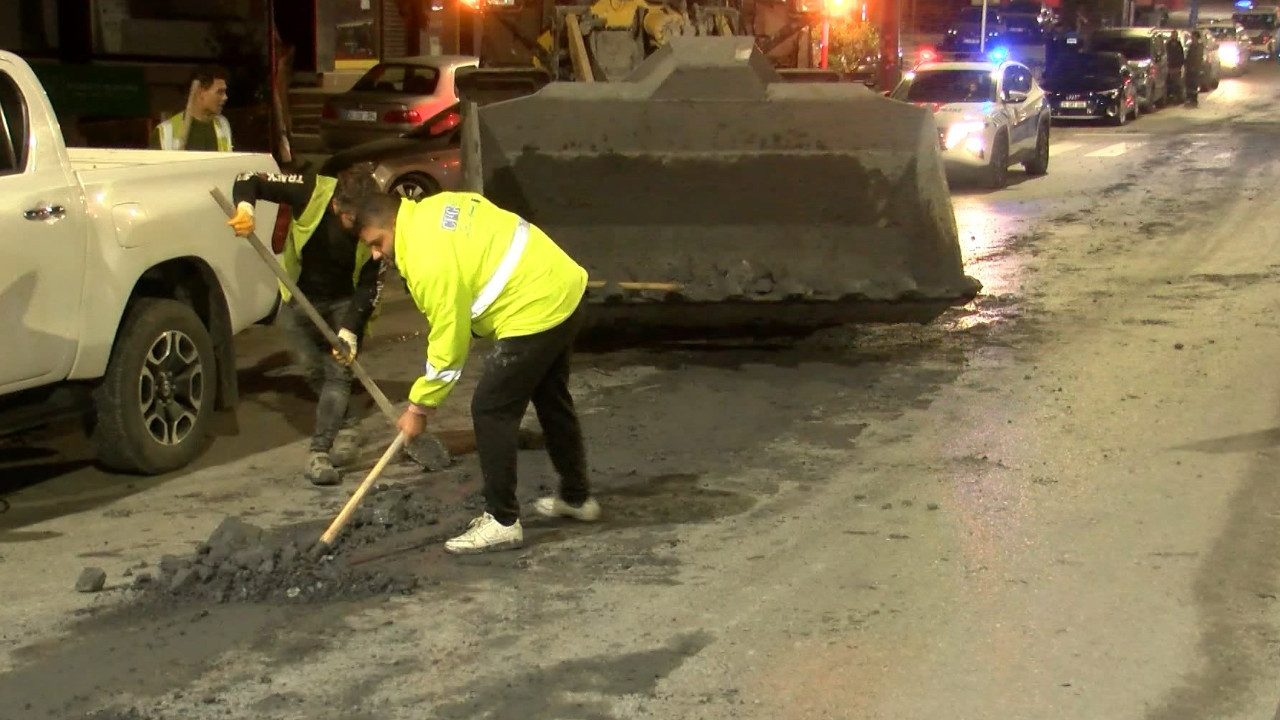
349, 188, 600, 555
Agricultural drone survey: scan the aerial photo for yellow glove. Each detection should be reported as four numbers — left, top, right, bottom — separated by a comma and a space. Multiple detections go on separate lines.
332, 328, 358, 366
226, 202, 255, 238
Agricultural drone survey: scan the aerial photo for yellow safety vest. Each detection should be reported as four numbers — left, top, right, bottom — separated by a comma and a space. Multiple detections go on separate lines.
277, 176, 377, 325
394, 192, 588, 408
155, 112, 233, 151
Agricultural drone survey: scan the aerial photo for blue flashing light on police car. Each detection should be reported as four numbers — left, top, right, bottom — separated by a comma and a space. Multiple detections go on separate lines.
987, 46, 1010, 63
1236, 0, 1253, 10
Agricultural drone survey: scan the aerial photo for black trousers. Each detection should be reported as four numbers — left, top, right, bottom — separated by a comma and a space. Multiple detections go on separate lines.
472, 302, 589, 525
278, 299, 359, 452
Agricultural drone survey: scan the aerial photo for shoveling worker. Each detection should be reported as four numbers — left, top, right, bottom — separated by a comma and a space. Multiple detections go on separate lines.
226, 164, 388, 486
151, 66, 234, 151
346, 185, 600, 555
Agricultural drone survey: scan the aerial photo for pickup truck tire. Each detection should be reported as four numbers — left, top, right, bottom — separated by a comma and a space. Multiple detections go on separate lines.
92, 298, 217, 474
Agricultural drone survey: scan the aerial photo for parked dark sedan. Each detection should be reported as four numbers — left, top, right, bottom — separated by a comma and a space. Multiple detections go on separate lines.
1086, 28, 1169, 111
1041, 51, 1140, 125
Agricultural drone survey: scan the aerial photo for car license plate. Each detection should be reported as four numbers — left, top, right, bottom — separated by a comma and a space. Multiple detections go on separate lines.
1060, 100, 1088, 108
342, 109, 378, 122
963, 38, 979, 44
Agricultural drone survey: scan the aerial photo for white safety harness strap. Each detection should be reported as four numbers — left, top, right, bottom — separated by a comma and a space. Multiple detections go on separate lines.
470, 220, 529, 320
158, 118, 176, 150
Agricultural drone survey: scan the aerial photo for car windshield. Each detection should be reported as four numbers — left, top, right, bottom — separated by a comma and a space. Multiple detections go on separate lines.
351, 63, 441, 95
1203, 26, 1237, 38
897, 70, 997, 102
1005, 15, 1040, 29
1091, 36, 1152, 60
1044, 53, 1123, 80
1233, 13, 1276, 28
957, 7, 1001, 23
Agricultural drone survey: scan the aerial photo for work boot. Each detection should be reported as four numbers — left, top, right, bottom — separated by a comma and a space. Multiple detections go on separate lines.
304, 452, 341, 487
533, 496, 602, 522
329, 428, 361, 467
443, 513, 523, 555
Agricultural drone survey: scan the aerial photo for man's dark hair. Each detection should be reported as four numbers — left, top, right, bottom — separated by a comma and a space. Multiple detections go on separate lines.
333, 162, 382, 216
190, 65, 230, 89
355, 192, 402, 233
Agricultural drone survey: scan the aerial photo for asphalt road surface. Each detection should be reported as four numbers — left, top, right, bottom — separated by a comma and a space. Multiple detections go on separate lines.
5, 62, 1280, 720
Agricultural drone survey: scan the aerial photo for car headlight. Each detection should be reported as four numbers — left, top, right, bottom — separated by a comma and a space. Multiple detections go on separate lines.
1220, 44, 1241, 65
944, 120, 986, 150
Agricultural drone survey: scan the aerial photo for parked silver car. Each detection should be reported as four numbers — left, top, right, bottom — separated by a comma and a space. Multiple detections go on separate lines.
320, 104, 463, 199
320, 55, 477, 152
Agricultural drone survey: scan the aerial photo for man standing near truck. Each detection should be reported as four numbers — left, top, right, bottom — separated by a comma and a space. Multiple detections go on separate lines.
346, 186, 600, 555
226, 165, 387, 486
151, 66, 234, 151
1185, 31, 1205, 106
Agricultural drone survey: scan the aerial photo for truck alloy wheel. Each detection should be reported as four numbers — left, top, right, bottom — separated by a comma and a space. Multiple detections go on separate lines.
139, 330, 204, 446
92, 298, 217, 474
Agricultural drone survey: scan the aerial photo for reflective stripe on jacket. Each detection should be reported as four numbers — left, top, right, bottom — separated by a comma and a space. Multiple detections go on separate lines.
394, 193, 588, 408
155, 112, 233, 151
278, 175, 375, 307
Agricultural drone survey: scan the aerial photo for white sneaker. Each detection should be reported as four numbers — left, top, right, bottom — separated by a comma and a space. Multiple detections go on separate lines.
443, 513, 524, 555
533, 496, 601, 522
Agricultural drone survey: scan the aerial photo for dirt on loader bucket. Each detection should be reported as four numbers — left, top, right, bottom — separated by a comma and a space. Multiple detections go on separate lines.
468, 36, 982, 331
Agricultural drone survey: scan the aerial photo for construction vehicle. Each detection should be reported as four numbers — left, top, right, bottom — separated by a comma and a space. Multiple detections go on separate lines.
447, 0, 978, 333
453, 34, 980, 334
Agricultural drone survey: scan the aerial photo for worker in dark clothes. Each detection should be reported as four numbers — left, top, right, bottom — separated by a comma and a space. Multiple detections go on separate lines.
227, 164, 388, 486
346, 185, 599, 555
152, 66, 233, 151
1185, 31, 1205, 106
1167, 32, 1186, 104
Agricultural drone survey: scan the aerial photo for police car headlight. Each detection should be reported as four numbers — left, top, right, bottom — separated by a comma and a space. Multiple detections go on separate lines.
945, 120, 986, 150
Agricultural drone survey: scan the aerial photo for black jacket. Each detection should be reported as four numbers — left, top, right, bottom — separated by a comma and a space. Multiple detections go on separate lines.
232, 171, 385, 334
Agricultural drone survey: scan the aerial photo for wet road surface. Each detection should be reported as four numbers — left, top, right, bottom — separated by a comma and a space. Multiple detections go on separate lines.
5, 62, 1280, 720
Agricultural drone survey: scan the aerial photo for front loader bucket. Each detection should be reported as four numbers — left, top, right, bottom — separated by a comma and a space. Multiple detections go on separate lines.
472, 36, 982, 331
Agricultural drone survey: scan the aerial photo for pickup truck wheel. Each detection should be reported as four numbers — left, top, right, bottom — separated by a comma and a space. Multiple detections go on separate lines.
92, 298, 216, 474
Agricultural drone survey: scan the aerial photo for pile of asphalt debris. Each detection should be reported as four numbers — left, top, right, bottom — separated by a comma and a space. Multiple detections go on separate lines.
77, 483, 482, 605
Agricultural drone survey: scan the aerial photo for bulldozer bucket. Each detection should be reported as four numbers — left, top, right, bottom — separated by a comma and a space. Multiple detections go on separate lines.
470, 36, 982, 331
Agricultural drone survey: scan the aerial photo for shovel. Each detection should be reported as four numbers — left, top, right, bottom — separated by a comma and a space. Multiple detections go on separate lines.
309, 431, 406, 559
210, 187, 452, 471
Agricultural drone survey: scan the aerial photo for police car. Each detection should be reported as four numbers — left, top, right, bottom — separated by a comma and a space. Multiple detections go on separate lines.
890, 48, 1052, 189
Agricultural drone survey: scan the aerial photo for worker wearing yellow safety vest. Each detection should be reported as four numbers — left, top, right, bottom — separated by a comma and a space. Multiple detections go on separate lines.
227, 165, 388, 487
347, 185, 599, 555
151, 66, 234, 152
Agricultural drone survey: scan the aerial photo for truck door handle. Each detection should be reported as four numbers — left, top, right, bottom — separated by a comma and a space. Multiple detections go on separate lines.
24, 204, 66, 221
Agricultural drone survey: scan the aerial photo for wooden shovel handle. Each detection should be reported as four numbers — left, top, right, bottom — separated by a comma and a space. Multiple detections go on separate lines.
319, 432, 406, 546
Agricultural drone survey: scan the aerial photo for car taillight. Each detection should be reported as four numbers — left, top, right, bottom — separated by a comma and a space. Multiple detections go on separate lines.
428, 110, 461, 135
383, 105, 431, 124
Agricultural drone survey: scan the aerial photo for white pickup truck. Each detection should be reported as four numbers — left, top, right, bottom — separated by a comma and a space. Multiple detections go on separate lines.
0, 51, 282, 474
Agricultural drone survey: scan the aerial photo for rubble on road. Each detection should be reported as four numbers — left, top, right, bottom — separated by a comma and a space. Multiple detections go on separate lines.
119, 483, 481, 606
75, 567, 107, 593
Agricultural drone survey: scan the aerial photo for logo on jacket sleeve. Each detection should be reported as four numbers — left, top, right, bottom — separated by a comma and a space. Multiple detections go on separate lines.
441, 205, 460, 230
